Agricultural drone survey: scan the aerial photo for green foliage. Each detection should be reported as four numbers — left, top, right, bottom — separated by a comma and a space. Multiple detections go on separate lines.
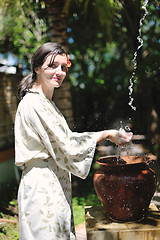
0, 212, 5, 218
0, 0, 49, 67
72, 192, 102, 225
0, 182, 19, 239
0, 218, 19, 240
79, 0, 115, 40
72, 198, 85, 225
9, 199, 17, 206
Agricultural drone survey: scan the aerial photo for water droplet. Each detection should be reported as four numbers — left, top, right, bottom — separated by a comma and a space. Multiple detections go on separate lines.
125, 126, 131, 132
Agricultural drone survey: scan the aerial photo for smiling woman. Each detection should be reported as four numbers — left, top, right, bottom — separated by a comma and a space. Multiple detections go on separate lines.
33, 53, 67, 100
15, 42, 133, 240
17, 42, 70, 101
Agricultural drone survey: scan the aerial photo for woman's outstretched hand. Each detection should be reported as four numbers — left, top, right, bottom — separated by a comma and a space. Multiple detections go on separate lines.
95, 129, 133, 145
107, 129, 133, 145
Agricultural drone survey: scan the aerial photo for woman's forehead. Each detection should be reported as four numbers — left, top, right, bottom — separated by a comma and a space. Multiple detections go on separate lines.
44, 53, 67, 64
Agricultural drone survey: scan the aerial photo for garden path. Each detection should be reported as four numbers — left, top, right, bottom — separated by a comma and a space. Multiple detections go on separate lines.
75, 223, 86, 240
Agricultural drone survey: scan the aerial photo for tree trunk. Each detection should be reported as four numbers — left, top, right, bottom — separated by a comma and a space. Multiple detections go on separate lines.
45, 0, 74, 129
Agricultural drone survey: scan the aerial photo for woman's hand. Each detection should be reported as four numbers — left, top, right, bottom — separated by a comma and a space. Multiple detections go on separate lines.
95, 129, 133, 145
107, 129, 133, 145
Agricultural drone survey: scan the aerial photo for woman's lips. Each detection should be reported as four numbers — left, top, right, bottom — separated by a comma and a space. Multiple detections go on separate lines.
53, 77, 61, 82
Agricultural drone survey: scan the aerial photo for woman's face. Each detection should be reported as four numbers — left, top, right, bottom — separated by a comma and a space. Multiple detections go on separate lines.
35, 53, 67, 89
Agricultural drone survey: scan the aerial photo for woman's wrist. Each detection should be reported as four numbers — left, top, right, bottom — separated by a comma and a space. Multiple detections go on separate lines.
95, 130, 110, 144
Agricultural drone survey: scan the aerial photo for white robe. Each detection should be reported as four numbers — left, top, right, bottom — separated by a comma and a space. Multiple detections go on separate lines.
14, 89, 96, 240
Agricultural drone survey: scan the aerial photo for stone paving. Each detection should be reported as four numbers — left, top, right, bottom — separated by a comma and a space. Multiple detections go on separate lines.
75, 223, 86, 240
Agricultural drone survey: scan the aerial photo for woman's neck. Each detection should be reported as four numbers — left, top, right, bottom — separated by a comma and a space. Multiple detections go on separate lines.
32, 83, 54, 101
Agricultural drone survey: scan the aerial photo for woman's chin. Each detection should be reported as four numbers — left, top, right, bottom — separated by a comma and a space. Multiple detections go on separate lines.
54, 84, 61, 88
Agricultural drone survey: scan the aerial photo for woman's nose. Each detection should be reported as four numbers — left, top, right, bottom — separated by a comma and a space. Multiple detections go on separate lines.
55, 65, 63, 75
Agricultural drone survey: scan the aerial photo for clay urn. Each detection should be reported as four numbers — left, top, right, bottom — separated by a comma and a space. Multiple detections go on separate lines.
93, 155, 157, 222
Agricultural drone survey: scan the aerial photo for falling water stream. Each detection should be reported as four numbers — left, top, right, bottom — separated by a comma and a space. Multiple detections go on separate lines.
117, 0, 149, 161
128, 0, 149, 111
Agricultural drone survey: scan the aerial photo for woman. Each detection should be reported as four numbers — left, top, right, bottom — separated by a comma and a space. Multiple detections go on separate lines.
15, 42, 133, 240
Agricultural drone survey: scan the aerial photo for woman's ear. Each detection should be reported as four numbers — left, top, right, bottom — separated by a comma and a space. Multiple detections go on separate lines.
35, 67, 40, 74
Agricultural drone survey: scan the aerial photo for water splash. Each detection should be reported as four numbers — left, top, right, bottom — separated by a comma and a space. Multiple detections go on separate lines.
128, 0, 149, 111
117, 121, 132, 163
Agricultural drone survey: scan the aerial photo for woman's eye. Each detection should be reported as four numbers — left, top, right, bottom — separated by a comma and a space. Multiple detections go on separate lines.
48, 64, 56, 69
44, 64, 67, 71
62, 66, 67, 71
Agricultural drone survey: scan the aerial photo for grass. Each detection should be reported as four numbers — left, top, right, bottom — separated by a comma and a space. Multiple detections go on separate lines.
0, 182, 19, 239
0, 199, 19, 240
73, 191, 102, 226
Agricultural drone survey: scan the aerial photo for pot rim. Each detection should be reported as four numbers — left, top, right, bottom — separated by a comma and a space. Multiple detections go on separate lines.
96, 155, 151, 166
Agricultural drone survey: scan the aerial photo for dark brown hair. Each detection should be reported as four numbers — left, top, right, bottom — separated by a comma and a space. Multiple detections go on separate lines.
17, 42, 67, 100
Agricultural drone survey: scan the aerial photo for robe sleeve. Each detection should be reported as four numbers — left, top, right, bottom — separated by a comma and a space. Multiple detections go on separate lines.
20, 95, 97, 179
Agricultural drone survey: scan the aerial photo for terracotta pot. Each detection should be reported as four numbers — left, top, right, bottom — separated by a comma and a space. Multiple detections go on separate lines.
93, 156, 157, 222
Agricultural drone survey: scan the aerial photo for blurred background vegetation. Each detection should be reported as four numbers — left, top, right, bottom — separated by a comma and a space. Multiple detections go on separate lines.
0, 0, 160, 237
